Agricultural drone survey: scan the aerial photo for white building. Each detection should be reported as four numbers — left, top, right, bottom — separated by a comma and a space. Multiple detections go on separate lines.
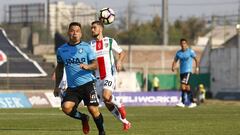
199, 25, 240, 99
196, 26, 236, 47
49, 1, 96, 36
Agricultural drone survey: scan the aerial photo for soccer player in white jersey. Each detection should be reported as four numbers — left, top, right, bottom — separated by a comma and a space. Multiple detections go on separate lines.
58, 68, 67, 101
52, 68, 67, 101
90, 20, 131, 131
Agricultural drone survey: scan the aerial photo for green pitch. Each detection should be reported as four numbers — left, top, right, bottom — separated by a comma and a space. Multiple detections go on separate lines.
0, 102, 239, 135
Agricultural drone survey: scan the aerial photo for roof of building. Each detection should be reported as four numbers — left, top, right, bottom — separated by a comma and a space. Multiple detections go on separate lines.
0, 28, 47, 77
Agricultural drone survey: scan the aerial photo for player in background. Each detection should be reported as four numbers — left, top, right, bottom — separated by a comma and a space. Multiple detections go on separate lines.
90, 20, 131, 131
172, 38, 199, 108
52, 68, 68, 101
54, 22, 105, 135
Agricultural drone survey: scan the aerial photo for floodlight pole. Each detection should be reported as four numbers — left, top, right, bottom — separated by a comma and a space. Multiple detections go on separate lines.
162, 0, 168, 46
238, 0, 240, 89
236, 0, 240, 90
47, 0, 50, 44
127, 0, 132, 72
237, 25, 240, 89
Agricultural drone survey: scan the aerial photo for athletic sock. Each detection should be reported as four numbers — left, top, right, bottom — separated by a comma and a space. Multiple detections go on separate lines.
93, 113, 105, 133
181, 90, 185, 103
68, 108, 85, 120
187, 91, 194, 103
110, 106, 129, 124
110, 95, 122, 108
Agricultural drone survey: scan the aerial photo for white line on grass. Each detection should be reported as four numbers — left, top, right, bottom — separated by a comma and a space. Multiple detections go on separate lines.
0, 112, 135, 116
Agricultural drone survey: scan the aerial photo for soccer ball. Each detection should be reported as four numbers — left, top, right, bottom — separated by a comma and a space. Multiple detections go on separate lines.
99, 7, 115, 25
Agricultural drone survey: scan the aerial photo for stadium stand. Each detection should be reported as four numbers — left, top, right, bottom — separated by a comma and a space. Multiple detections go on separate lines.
0, 28, 55, 90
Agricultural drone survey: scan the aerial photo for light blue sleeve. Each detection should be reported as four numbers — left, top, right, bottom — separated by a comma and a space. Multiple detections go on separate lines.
87, 45, 96, 61
190, 49, 196, 58
56, 49, 63, 64
174, 52, 179, 61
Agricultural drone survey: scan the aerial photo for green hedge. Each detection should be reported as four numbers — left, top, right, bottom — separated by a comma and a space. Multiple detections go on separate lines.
136, 73, 210, 91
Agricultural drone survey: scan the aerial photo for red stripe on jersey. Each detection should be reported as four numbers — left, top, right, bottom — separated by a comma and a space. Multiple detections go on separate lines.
96, 40, 106, 79
96, 40, 103, 50
97, 57, 106, 80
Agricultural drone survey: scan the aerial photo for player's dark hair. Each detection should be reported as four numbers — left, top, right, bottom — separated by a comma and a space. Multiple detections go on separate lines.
68, 22, 82, 29
180, 38, 187, 43
92, 20, 104, 29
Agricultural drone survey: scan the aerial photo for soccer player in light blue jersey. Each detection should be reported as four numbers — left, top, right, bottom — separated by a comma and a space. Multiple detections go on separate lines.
172, 38, 199, 108
53, 22, 105, 135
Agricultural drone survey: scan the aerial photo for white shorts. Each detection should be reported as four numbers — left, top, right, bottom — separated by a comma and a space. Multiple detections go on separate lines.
59, 79, 67, 102
96, 76, 116, 101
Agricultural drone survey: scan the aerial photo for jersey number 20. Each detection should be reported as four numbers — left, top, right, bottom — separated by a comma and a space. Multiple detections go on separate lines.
104, 80, 112, 86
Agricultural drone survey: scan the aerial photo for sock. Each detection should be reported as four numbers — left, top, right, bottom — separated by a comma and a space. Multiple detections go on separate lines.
181, 90, 185, 104
111, 106, 129, 124
187, 91, 194, 103
110, 95, 122, 108
68, 108, 85, 120
93, 113, 105, 133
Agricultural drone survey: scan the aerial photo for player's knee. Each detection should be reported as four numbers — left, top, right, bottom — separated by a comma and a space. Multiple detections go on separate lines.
103, 95, 112, 102
62, 106, 72, 115
62, 103, 74, 115
183, 85, 190, 91
181, 84, 186, 91
102, 90, 112, 102
88, 106, 100, 118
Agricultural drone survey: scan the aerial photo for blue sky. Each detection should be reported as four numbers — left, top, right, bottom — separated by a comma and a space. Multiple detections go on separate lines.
0, 0, 239, 23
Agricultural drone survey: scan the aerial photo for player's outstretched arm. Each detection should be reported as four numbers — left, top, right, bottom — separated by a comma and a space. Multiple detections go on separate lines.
193, 57, 199, 74
116, 51, 125, 71
80, 59, 97, 70
171, 60, 177, 72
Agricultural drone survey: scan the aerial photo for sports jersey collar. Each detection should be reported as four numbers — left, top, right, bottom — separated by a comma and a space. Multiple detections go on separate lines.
96, 36, 105, 41
68, 41, 82, 46
181, 48, 189, 52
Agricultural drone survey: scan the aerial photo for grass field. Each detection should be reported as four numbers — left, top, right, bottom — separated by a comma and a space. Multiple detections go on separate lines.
0, 101, 240, 135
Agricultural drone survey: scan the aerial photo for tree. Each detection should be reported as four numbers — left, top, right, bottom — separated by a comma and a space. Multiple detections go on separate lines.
172, 17, 208, 44
116, 15, 208, 45
117, 15, 162, 45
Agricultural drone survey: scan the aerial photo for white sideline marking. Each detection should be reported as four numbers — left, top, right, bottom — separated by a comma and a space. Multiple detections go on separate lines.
0, 112, 135, 116
0, 112, 63, 116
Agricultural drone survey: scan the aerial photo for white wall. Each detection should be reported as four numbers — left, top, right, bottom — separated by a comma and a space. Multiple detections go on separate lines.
49, 1, 96, 36
210, 47, 239, 96
116, 72, 141, 92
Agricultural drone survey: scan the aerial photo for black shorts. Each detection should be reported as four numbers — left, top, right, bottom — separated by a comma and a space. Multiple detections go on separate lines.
62, 81, 99, 106
180, 72, 192, 85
